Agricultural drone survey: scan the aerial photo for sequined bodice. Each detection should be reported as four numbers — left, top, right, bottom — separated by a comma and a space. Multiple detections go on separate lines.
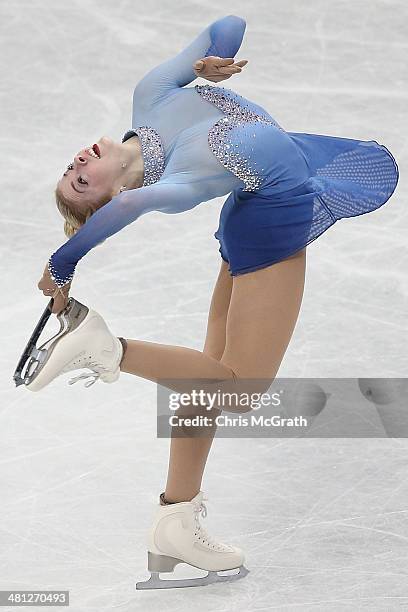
194, 85, 286, 191
121, 84, 287, 195
122, 127, 165, 186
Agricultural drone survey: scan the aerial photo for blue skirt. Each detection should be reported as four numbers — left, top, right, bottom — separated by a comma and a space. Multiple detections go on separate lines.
215, 131, 399, 275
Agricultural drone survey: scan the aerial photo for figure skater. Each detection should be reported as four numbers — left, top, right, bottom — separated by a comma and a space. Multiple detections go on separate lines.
33, 15, 399, 588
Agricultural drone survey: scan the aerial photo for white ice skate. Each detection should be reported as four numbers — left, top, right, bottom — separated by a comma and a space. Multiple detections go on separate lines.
136, 491, 249, 589
13, 297, 123, 392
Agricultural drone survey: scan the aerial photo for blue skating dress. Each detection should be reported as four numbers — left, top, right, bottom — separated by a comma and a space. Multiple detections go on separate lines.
48, 14, 399, 286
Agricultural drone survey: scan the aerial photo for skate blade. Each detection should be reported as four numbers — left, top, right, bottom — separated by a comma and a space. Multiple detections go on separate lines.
13, 298, 54, 387
16, 297, 89, 391
135, 565, 249, 590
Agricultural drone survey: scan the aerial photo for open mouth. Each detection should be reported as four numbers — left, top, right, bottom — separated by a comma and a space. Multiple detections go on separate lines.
86, 144, 101, 159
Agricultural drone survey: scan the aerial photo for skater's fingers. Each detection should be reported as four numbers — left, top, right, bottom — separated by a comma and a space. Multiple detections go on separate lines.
194, 56, 235, 76
217, 57, 235, 65
38, 263, 71, 312
218, 65, 242, 74
234, 59, 248, 67
37, 276, 49, 291
50, 292, 68, 314
193, 56, 219, 71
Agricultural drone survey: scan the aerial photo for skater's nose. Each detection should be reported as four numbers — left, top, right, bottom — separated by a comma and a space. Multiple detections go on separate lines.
75, 153, 87, 165
74, 149, 91, 165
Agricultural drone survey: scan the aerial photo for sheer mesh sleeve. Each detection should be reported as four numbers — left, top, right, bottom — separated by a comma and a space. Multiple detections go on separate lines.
132, 15, 246, 107
47, 15, 247, 289
48, 180, 203, 288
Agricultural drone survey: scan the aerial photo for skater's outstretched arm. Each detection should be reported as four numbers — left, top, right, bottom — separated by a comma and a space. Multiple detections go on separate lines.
40, 179, 203, 308
133, 15, 247, 107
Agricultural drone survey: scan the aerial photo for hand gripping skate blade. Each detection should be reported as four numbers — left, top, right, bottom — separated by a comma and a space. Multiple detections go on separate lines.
13, 297, 89, 390
135, 565, 249, 590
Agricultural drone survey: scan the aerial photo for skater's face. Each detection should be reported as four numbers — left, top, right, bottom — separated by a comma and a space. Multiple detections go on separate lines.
57, 136, 122, 210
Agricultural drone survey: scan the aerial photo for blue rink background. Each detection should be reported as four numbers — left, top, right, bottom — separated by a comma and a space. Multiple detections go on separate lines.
1, 0, 407, 610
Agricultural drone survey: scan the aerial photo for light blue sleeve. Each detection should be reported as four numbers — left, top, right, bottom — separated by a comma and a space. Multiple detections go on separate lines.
133, 15, 246, 107
48, 180, 203, 288
47, 15, 247, 289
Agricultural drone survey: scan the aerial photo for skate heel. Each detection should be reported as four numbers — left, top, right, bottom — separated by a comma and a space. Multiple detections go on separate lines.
147, 551, 181, 572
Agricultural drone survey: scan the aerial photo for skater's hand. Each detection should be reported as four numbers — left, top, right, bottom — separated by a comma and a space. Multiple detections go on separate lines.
37, 264, 71, 314
193, 56, 248, 82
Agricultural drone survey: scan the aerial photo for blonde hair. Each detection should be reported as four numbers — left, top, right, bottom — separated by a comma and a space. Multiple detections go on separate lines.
54, 185, 113, 241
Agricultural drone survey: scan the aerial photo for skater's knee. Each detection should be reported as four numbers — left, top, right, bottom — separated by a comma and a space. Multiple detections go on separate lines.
217, 365, 275, 414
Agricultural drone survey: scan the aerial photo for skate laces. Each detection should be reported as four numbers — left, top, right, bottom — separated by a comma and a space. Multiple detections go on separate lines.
193, 496, 222, 548
67, 361, 109, 388
198, 500, 208, 518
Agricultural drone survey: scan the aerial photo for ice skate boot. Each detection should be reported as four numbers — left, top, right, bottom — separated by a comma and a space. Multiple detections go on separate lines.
136, 491, 249, 589
14, 297, 124, 392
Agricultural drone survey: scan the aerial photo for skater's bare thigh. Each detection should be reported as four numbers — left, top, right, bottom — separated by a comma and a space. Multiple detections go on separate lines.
220, 248, 306, 381
203, 260, 233, 361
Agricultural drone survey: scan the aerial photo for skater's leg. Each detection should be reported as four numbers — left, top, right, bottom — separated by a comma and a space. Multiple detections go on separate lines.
164, 260, 233, 503
119, 261, 236, 390
120, 249, 306, 388
136, 251, 306, 588
202, 260, 233, 361
220, 248, 306, 380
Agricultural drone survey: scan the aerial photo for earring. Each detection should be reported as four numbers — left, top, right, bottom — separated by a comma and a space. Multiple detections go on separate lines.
122, 162, 127, 168
119, 186, 126, 192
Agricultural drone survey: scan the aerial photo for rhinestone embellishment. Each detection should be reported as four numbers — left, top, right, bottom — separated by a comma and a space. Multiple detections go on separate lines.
122, 126, 165, 186
195, 85, 285, 192
47, 258, 75, 289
